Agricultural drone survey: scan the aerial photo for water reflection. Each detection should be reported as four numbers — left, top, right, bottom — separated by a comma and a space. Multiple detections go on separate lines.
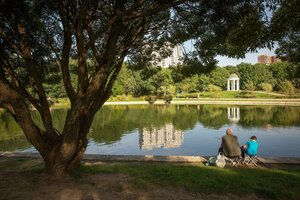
227, 107, 240, 123
140, 123, 183, 150
1, 105, 300, 156
262, 124, 273, 130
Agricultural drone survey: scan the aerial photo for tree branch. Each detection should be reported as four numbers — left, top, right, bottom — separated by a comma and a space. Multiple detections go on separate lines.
16, 22, 56, 137
58, 2, 77, 103
0, 57, 42, 111
0, 80, 51, 157
75, 0, 91, 96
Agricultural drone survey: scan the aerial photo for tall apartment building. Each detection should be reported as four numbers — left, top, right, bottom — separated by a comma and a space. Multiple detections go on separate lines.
156, 45, 183, 68
258, 55, 281, 64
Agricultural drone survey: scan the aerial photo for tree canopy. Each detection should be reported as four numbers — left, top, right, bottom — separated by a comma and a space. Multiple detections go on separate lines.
271, 0, 300, 63
0, 0, 289, 176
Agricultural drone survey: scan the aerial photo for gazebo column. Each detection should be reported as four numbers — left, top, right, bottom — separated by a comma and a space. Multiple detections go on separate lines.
235, 80, 237, 90
233, 80, 235, 90
237, 80, 240, 90
227, 80, 230, 91
235, 80, 237, 91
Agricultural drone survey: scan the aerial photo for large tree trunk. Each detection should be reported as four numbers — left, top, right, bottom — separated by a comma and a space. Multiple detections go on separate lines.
44, 137, 88, 177
0, 80, 97, 177
42, 98, 102, 177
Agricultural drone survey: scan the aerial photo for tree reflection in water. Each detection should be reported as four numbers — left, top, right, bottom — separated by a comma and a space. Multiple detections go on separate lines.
0, 105, 300, 152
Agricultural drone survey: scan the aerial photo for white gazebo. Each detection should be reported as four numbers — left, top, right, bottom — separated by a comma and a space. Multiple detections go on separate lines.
227, 74, 240, 91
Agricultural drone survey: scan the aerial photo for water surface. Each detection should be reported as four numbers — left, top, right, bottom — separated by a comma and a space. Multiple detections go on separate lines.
1, 105, 300, 157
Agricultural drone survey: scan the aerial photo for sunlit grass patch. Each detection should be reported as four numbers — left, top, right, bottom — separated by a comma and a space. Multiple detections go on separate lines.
79, 162, 300, 199
1, 157, 299, 199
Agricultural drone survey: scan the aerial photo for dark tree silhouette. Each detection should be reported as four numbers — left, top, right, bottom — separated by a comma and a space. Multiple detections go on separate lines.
0, 0, 278, 176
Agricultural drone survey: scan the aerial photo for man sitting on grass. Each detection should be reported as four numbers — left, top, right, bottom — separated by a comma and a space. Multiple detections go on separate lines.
219, 128, 241, 158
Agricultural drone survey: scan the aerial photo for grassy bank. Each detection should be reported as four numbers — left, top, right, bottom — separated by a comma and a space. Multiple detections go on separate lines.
1, 157, 299, 200
176, 91, 300, 99
79, 162, 300, 200
48, 92, 300, 109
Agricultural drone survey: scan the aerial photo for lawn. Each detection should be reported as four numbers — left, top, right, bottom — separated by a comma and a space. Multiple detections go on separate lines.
0, 157, 300, 199
175, 91, 289, 99
78, 162, 300, 200
45, 91, 300, 109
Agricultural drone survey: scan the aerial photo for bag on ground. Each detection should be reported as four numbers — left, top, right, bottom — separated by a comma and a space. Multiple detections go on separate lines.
215, 152, 226, 168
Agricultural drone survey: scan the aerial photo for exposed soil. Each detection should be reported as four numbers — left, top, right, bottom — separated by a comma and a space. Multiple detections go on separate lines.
0, 171, 265, 200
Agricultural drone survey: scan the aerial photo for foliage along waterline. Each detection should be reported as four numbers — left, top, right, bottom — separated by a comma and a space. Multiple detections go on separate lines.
1, 104, 300, 152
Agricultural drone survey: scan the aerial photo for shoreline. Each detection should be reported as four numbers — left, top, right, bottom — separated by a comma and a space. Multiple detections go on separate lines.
2, 152, 300, 165
104, 99, 300, 106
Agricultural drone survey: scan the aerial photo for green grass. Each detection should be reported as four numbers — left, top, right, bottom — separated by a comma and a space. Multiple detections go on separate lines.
1, 158, 299, 199
47, 91, 299, 109
49, 96, 144, 108
176, 91, 288, 99
78, 162, 300, 200
108, 95, 145, 102
50, 98, 70, 108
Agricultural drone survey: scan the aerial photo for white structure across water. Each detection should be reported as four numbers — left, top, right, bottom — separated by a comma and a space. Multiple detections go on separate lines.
227, 74, 240, 91
227, 107, 240, 122
140, 123, 183, 150
156, 45, 183, 68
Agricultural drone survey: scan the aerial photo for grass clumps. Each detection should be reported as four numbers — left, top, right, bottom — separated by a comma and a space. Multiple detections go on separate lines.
79, 162, 300, 200
1, 157, 300, 200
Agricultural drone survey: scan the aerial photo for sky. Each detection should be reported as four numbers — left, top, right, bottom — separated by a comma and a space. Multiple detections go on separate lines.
216, 48, 277, 67
183, 40, 277, 67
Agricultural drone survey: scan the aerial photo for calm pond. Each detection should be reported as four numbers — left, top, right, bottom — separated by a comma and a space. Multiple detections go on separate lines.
1, 104, 300, 157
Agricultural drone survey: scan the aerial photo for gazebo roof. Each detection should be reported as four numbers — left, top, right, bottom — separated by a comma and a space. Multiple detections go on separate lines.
228, 73, 239, 80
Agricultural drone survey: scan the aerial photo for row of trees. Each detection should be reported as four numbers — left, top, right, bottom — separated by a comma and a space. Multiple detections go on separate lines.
44, 61, 299, 98
115, 61, 299, 95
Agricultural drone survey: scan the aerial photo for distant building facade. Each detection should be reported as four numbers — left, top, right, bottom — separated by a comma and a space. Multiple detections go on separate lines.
258, 55, 281, 64
156, 45, 183, 68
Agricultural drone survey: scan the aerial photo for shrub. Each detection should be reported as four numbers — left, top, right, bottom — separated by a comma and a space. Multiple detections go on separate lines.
243, 81, 255, 91
163, 94, 173, 105
206, 84, 222, 92
279, 80, 295, 95
145, 95, 157, 104
260, 83, 273, 92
